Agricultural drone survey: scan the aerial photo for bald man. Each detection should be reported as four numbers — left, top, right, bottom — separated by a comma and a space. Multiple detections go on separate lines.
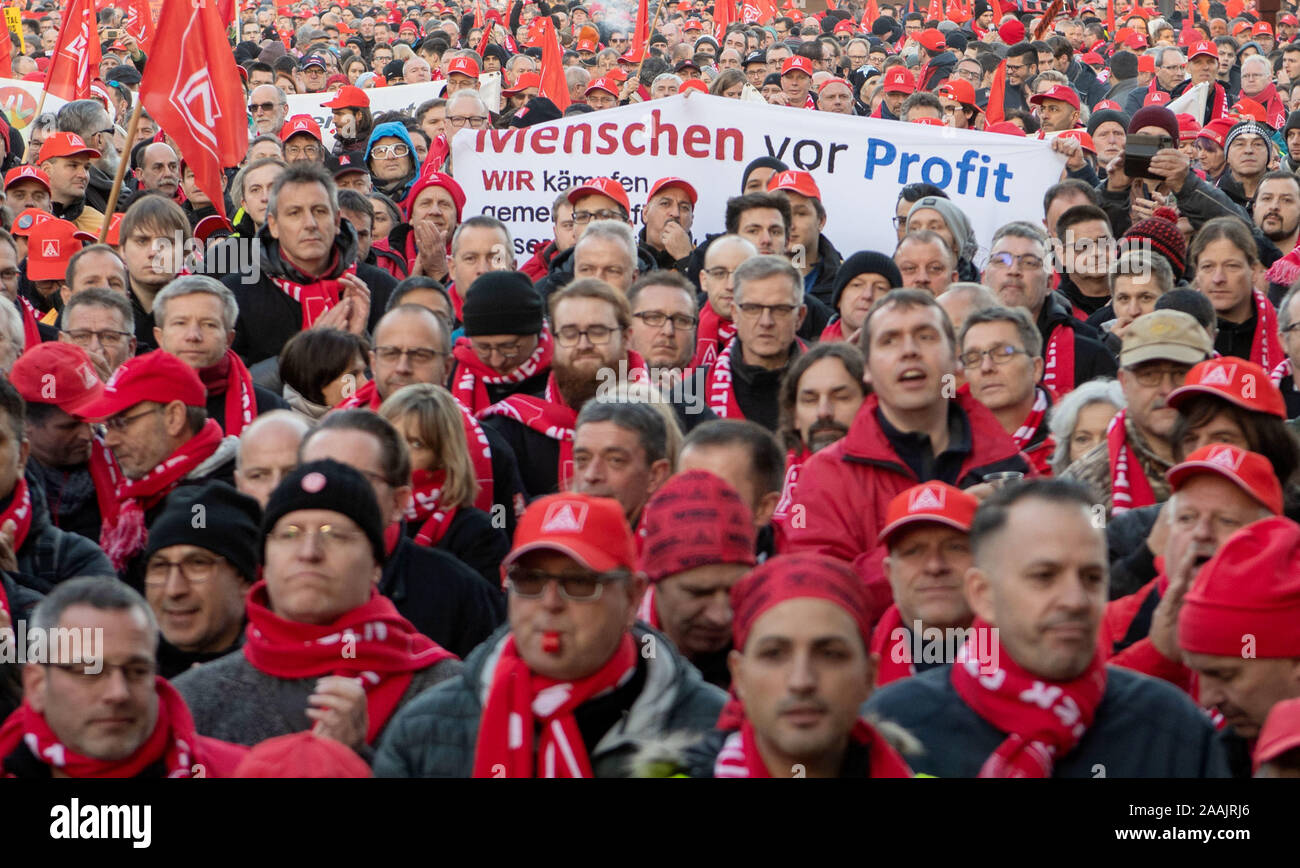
233, 410, 313, 508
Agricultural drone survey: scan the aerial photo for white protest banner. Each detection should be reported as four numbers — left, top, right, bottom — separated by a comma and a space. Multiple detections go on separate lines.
285, 80, 445, 150
451, 93, 1066, 263
1168, 81, 1208, 120
0, 78, 69, 142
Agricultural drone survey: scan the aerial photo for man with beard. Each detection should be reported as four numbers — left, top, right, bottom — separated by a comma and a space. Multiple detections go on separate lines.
322, 86, 373, 155
134, 144, 181, 200
639, 178, 696, 272
772, 343, 866, 541
481, 279, 645, 498
226, 163, 395, 367
627, 270, 698, 377
705, 256, 805, 432
870, 483, 977, 687
55, 100, 131, 215
248, 84, 290, 137
959, 307, 1054, 475
692, 235, 756, 368
1254, 171, 1300, 257
636, 470, 756, 688
865, 479, 1229, 777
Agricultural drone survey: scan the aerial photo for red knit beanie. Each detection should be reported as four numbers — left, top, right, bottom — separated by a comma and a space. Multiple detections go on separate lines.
639, 470, 755, 584
1178, 517, 1300, 658
1121, 206, 1187, 275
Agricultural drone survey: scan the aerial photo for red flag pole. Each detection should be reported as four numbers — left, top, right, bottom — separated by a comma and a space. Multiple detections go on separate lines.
633, 0, 671, 89
98, 100, 143, 243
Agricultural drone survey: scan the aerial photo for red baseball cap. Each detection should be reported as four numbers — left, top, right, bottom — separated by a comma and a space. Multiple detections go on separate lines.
1254, 697, 1300, 773
914, 28, 946, 53
638, 470, 756, 583
781, 56, 814, 77
503, 71, 540, 95
77, 350, 208, 420
1188, 40, 1219, 60
985, 121, 1027, 136
37, 132, 100, 164
646, 176, 698, 206
1137, 54, 1156, 74
683, 18, 703, 31
447, 55, 480, 78
585, 76, 619, 97
1177, 113, 1202, 141
1166, 357, 1287, 418
1166, 444, 1284, 515
11, 208, 52, 238
576, 38, 599, 53
1094, 99, 1123, 111
27, 218, 92, 282
1029, 84, 1081, 111
1232, 97, 1269, 124
766, 168, 821, 200
280, 114, 323, 143
1143, 91, 1171, 106
8, 342, 104, 416
1197, 117, 1234, 148
1253, 21, 1274, 36
1080, 51, 1104, 65
1281, 13, 1299, 25
877, 482, 978, 546
678, 78, 709, 94
912, 116, 947, 126
1056, 129, 1096, 154
566, 176, 630, 214
833, 21, 856, 35
818, 76, 852, 94
937, 78, 978, 107
4, 165, 49, 193
504, 493, 637, 573
322, 85, 370, 109
882, 66, 916, 94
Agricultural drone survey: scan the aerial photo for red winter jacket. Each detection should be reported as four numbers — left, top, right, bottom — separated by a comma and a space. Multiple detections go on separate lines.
520, 239, 560, 282
783, 391, 1032, 618
1100, 575, 1164, 658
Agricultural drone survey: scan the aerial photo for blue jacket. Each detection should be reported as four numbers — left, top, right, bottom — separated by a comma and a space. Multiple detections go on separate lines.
365, 122, 422, 203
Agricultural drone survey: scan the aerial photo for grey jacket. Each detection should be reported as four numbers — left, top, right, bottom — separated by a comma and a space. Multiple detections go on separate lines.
9, 473, 113, 595
172, 649, 462, 749
373, 623, 727, 777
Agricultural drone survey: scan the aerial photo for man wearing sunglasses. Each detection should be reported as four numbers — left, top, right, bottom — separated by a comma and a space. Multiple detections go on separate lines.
374, 492, 726, 778
247, 84, 289, 137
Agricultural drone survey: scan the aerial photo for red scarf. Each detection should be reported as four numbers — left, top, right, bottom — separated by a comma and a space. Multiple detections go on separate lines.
16, 296, 42, 349
406, 469, 459, 546
335, 377, 383, 410
1011, 386, 1049, 451
771, 447, 807, 530
707, 338, 746, 420
691, 303, 736, 369
819, 318, 846, 342
950, 619, 1107, 777
0, 477, 33, 555
1272, 357, 1292, 388
450, 329, 554, 415
197, 349, 256, 437
1106, 410, 1156, 515
713, 712, 911, 778
242, 582, 455, 744
472, 633, 638, 778
87, 434, 124, 529
100, 419, 225, 571
1250, 82, 1287, 129
636, 585, 659, 628
1249, 289, 1282, 373
868, 604, 916, 688
1041, 323, 1076, 399
0, 678, 209, 778
268, 254, 359, 328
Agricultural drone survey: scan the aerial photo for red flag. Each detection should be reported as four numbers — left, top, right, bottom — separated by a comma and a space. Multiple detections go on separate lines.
927, 0, 942, 20
626, 0, 650, 61
990, 0, 1004, 24
45, 0, 101, 101
123, 0, 157, 50
986, 58, 1007, 125
1107, 0, 1115, 35
866, 0, 880, 26
715, 0, 735, 40
0, 30, 11, 80
528, 16, 571, 111
216, 0, 237, 28
140, 0, 246, 220
826, 0, 837, 9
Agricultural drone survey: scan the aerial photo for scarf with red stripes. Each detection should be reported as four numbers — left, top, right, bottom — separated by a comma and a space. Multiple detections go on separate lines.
0, 477, 33, 554
692, 303, 736, 369
406, 469, 459, 547
707, 338, 746, 420
0, 678, 207, 778
868, 604, 916, 688
1107, 410, 1157, 515
1011, 386, 1049, 451
100, 419, 225, 571
16, 296, 42, 349
87, 434, 123, 529
771, 447, 807, 532
713, 701, 911, 778
472, 633, 638, 778
1041, 322, 1076, 399
268, 252, 358, 328
242, 582, 455, 745
449, 329, 554, 415
196, 350, 256, 437
950, 619, 1107, 777
1249, 289, 1282, 373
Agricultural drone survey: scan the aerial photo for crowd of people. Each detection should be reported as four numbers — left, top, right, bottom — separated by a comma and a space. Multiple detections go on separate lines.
1, 0, 1300, 781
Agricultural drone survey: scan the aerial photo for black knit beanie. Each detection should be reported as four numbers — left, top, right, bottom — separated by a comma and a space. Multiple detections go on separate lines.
462, 271, 545, 336
261, 460, 387, 565
1087, 108, 1131, 137
831, 251, 903, 310
145, 481, 262, 583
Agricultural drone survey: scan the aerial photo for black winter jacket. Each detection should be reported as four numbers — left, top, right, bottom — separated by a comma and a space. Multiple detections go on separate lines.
6, 472, 113, 596
380, 535, 505, 659
1036, 291, 1118, 385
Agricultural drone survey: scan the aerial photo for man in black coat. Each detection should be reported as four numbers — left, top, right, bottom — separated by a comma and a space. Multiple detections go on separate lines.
225, 163, 396, 368
865, 479, 1231, 777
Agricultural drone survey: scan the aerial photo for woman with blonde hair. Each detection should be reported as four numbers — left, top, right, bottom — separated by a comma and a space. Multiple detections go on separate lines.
379, 383, 509, 584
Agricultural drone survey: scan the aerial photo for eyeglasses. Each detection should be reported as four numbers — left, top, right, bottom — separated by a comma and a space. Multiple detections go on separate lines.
285, 144, 322, 160
144, 553, 228, 586
959, 344, 1030, 369
374, 345, 444, 364
248, 101, 279, 113
104, 406, 161, 432
267, 523, 365, 548
370, 143, 410, 158
447, 114, 490, 128
703, 266, 734, 280
573, 209, 624, 224
555, 324, 616, 346
736, 302, 798, 319
986, 251, 1044, 271
1127, 364, 1192, 387
506, 566, 627, 601
633, 311, 697, 330
46, 661, 157, 685
472, 337, 525, 360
